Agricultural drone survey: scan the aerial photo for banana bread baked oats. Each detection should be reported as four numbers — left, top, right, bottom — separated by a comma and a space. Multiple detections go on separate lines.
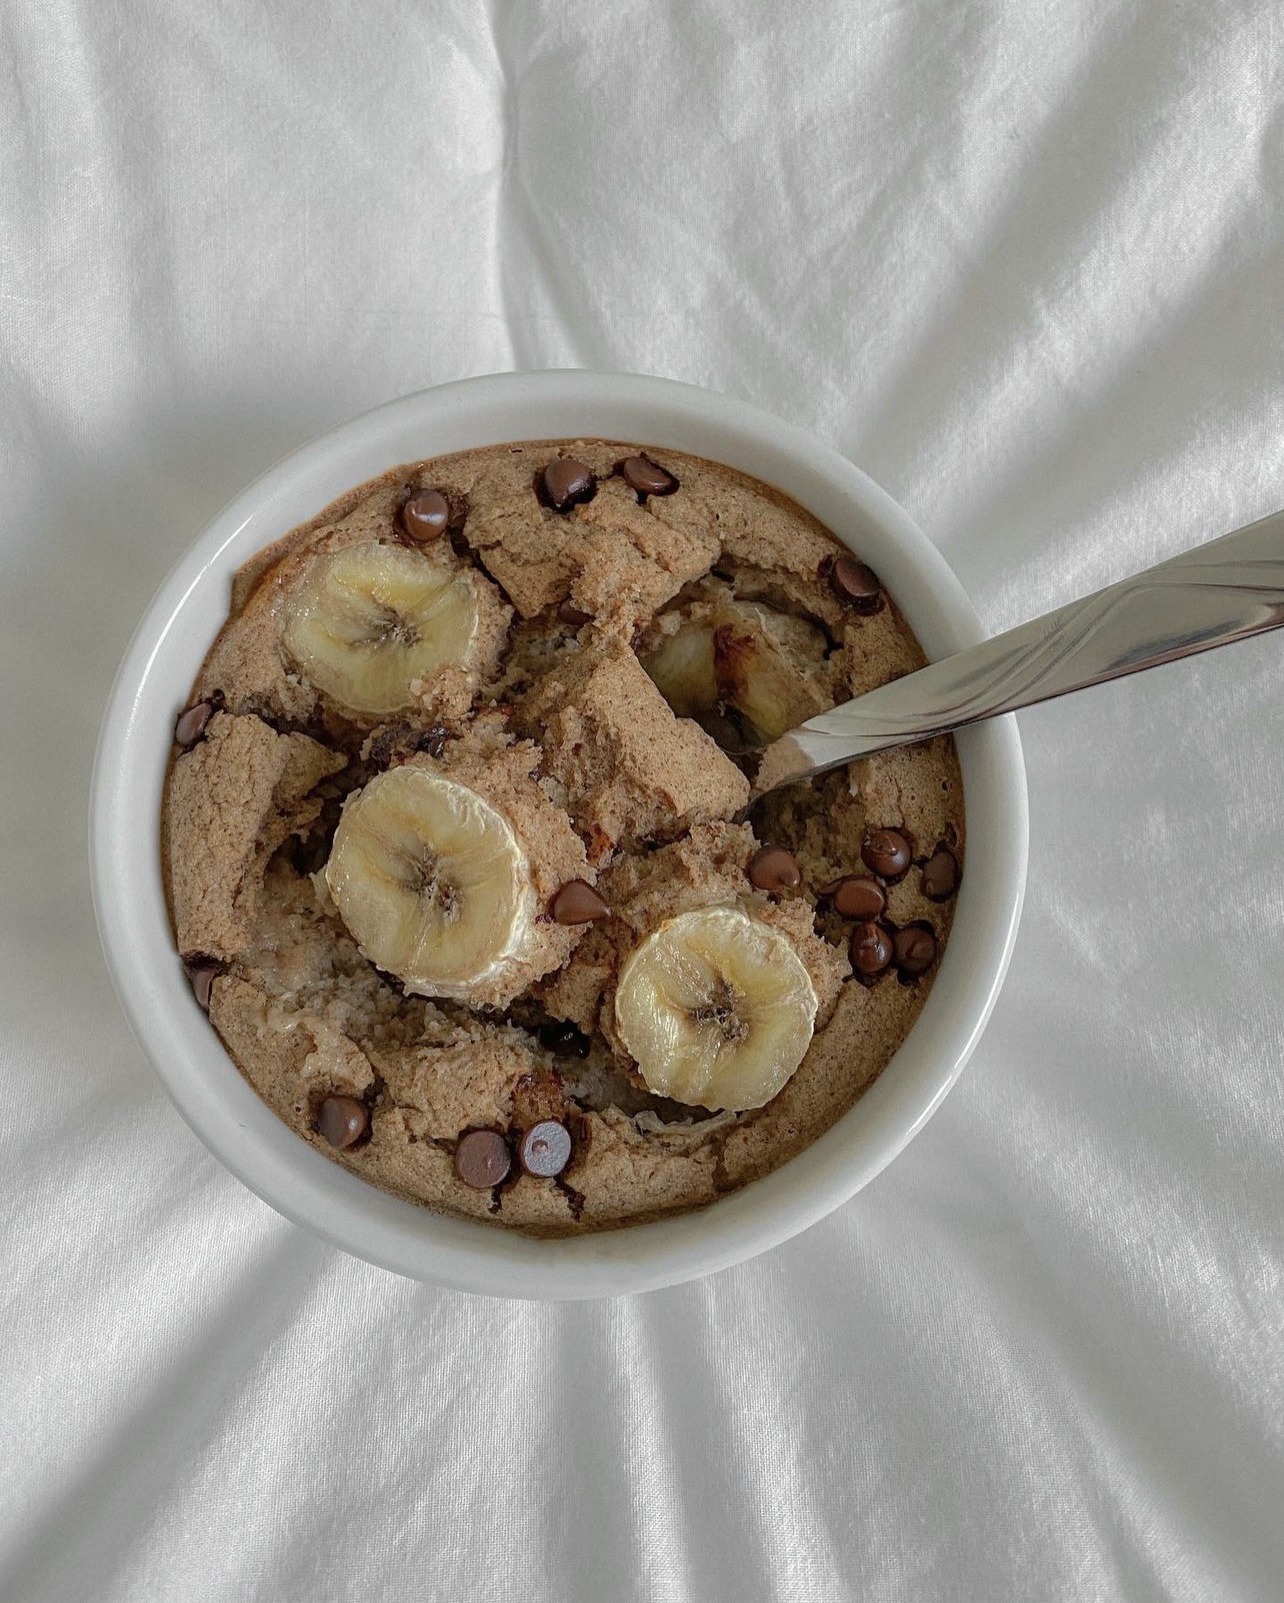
161, 441, 964, 1234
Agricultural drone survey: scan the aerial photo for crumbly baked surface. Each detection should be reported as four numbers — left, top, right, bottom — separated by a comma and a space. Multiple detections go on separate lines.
161, 440, 964, 1234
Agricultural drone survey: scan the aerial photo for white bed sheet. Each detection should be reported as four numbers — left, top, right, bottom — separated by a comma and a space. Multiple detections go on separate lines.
2, 2, 1282, 1598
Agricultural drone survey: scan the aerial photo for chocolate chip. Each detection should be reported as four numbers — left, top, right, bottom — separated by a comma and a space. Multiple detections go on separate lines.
747, 844, 802, 893
826, 554, 883, 614
549, 880, 609, 925
366, 723, 449, 769
921, 845, 961, 902
861, 828, 911, 880
830, 875, 886, 919
363, 728, 401, 770
316, 1095, 369, 1150
893, 923, 937, 976
182, 959, 220, 1012
454, 1128, 512, 1189
519, 1119, 573, 1178
174, 701, 214, 749
619, 453, 679, 497
285, 825, 334, 879
540, 458, 597, 511
850, 921, 893, 977
537, 1020, 592, 1058
398, 489, 450, 543
558, 599, 594, 627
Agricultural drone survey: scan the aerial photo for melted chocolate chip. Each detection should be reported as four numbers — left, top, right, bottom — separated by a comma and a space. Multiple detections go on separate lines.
454, 1128, 512, 1189
747, 845, 802, 893
557, 599, 594, 627
549, 880, 609, 925
537, 1020, 592, 1058
366, 724, 449, 770
861, 828, 912, 880
182, 959, 221, 1012
316, 1095, 369, 1150
619, 453, 679, 496
850, 922, 893, 978
893, 923, 937, 977
519, 1120, 573, 1178
398, 489, 450, 543
174, 701, 215, 749
540, 458, 597, 511
363, 728, 401, 770
830, 876, 886, 919
826, 554, 883, 614
921, 846, 961, 902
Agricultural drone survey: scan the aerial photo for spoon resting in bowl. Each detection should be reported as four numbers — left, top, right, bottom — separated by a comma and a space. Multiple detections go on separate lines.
753, 508, 1284, 800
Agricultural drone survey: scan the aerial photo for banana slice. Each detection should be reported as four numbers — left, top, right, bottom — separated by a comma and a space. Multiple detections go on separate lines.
614, 907, 818, 1111
642, 620, 717, 717
281, 542, 480, 716
324, 765, 537, 999
642, 599, 829, 743
717, 603, 829, 740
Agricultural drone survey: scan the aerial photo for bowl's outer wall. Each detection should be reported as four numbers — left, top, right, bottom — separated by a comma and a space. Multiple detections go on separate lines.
90, 372, 1028, 1299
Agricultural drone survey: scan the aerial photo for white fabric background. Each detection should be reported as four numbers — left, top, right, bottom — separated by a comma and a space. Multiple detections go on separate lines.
2, 2, 1282, 1598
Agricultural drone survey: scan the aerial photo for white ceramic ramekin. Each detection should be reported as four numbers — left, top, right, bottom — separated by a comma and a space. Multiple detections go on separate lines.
90, 371, 1027, 1300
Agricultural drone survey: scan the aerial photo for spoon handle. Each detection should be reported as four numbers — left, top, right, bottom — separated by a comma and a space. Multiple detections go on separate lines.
755, 507, 1284, 794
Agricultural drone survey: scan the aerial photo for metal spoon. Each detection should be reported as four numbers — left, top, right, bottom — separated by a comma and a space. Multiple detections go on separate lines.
752, 508, 1284, 799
